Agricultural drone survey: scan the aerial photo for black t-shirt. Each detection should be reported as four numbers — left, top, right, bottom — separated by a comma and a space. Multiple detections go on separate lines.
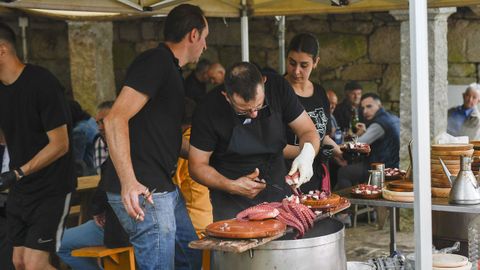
0, 64, 75, 199
285, 83, 331, 192
184, 72, 206, 103
103, 44, 185, 193
191, 74, 303, 157
286, 83, 331, 144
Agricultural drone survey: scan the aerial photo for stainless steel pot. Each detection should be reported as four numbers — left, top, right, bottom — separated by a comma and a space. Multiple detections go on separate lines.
212, 218, 347, 270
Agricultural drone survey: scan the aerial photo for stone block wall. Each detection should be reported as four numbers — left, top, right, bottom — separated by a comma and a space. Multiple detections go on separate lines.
2, 7, 480, 116
111, 13, 402, 114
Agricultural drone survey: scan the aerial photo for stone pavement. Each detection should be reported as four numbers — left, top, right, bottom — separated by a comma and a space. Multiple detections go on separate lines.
344, 209, 415, 262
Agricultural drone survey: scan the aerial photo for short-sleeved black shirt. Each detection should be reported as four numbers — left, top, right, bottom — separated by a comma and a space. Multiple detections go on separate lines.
0, 64, 75, 199
286, 83, 331, 144
103, 44, 185, 193
285, 83, 331, 192
191, 73, 304, 157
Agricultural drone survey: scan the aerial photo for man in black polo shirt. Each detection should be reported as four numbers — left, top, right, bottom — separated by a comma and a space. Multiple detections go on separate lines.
0, 23, 75, 270
103, 4, 207, 270
189, 62, 320, 221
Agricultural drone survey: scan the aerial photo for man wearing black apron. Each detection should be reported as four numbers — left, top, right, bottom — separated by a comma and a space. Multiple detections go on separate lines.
189, 62, 320, 221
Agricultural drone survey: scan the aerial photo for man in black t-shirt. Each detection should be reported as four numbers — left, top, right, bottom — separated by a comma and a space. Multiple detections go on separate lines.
189, 62, 320, 221
0, 23, 75, 270
185, 58, 210, 103
103, 4, 207, 270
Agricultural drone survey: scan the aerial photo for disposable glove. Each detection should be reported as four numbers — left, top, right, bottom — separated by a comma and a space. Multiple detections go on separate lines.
288, 142, 315, 187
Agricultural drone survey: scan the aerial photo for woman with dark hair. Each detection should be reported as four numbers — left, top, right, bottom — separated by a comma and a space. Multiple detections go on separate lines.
284, 33, 345, 193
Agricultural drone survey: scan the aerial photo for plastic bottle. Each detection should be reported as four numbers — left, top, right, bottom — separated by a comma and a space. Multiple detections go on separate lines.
334, 129, 343, 144
468, 215, 480, 269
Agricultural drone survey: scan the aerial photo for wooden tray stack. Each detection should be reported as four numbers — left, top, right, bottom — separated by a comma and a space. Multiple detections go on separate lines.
470, 140, 480, 172
431, 144, 473, 197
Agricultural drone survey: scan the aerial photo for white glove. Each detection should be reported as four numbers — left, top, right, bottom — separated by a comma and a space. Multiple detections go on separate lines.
288, 142, 316, 187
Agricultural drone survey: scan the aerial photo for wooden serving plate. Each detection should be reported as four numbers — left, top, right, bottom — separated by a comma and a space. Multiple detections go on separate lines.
431, 144, 473, 151
301, 193, 341, 209
385, 180, 413, 192
382, 189, 414, 202
431, 187, 450, 198
206, 219, 286, 239
431, 154, 473, 161
431, 149, 475, 156
431, 159, 460, 165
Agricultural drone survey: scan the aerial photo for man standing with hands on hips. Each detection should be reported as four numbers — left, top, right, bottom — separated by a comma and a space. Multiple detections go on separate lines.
103, 4, 207, 270
189, 62, 320, 221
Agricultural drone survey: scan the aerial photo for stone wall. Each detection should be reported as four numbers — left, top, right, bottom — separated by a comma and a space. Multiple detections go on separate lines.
3, 7, 480, 115
112, 13, 402, 114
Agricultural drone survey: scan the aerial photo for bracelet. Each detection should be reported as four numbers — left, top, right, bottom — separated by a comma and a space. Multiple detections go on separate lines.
15, 168, 25, 179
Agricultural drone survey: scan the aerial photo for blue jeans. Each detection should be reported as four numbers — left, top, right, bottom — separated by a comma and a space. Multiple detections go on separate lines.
107, 188, 201, 270
57, 220, 104, 270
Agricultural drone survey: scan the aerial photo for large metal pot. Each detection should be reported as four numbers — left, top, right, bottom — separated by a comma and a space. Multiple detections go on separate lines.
212, 218, 347, 270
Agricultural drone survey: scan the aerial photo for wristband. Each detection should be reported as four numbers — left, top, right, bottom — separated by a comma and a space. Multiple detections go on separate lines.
15, 168, 25, 179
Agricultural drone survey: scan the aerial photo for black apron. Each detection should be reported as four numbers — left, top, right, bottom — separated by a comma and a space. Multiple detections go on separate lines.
210, 107, 292, 221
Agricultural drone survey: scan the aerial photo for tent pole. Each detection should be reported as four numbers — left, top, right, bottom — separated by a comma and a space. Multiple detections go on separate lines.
240, 0, 249, 61
277, 16, 285, 74
410, 0, 432, 268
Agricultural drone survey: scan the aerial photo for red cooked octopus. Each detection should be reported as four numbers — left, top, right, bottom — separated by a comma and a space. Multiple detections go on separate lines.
235, 197, 316, 238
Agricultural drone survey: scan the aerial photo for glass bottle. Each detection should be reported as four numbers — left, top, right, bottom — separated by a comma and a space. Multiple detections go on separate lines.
468, 215, 480, 269
351, 108, 359, 134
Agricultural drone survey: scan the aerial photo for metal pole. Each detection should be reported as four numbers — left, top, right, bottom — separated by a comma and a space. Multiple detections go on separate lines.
410, 0, 432, 269
277, 16, 285, 74
18, 17, 28, 63
240, 0, 249, 62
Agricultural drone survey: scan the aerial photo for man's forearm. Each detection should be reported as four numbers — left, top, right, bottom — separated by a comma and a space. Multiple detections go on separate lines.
298, 130, 320, 154
21, 139, 68, 176
190, 164, 235, 193
283, 144, 300, 160
105, 117, 137, 186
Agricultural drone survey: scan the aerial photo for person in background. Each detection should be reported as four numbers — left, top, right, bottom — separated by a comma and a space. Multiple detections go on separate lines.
69, 100, 98, 176
326, 89, 340, 140
185, 59, 211, 104
0, 22, 75, 270
93, 101, 114, 173
103, 4, 207, 269
207, 62, 225, 85
333, 81, 364, 133
283, 33, 345, 194
57, 100, 130, 270
336, 93, 400, 190
447, 83, 480, 140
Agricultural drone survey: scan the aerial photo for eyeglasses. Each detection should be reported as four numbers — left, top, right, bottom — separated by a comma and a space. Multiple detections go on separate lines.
229, 97, 269, 116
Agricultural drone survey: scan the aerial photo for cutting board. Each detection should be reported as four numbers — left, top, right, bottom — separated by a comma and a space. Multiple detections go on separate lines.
206, 219, 286, 239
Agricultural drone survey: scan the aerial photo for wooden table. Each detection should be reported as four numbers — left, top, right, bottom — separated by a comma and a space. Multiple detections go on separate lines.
76, 175, 101, 224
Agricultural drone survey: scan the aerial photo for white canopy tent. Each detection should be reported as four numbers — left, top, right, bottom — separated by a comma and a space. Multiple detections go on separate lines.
1, 0, 479, 268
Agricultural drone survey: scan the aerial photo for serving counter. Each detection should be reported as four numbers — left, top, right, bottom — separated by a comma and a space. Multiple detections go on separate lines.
337, 187, 480, 255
